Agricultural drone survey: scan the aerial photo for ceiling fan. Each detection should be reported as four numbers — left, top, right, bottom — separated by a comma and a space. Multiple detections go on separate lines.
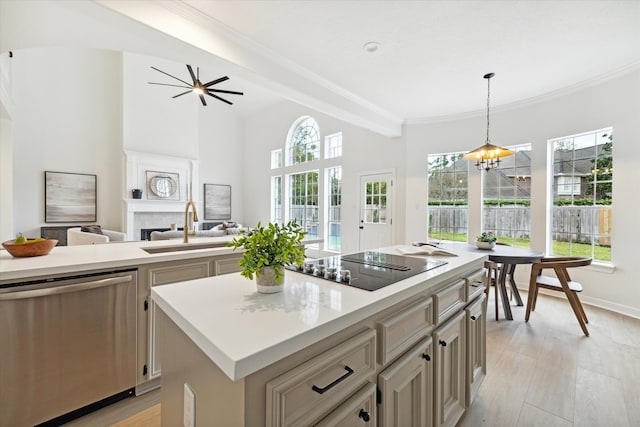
148, 64, 244, 106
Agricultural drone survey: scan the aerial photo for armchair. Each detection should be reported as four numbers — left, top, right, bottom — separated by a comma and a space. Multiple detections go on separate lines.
67, 227, 127, 246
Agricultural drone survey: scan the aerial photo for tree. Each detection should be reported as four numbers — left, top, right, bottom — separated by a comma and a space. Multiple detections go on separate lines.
585, 132, 612, 200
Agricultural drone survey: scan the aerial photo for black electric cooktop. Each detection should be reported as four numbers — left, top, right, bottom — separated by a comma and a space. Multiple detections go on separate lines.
286, 251, 448, 291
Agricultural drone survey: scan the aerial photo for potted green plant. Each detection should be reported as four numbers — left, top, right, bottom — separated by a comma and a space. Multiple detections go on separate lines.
476, 231, 497, 249
227, 221, 307, 293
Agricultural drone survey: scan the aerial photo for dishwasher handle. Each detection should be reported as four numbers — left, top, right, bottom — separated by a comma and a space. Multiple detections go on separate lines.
0, 275, 134, 301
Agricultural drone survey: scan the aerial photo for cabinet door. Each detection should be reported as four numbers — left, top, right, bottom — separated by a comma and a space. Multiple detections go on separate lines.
433, 311, 466, 427
378, 336, 433, 427
147, 261, 211, 380
314, 382, 376, 427
466, 294, 486, 406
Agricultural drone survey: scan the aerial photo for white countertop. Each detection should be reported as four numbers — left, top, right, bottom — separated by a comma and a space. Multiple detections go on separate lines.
0, 236, 238, 282
151, 243, 487, 381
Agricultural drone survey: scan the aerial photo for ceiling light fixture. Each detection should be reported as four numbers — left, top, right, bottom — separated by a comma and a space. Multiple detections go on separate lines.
363, 41, 380, 53
463, 73, 514, 171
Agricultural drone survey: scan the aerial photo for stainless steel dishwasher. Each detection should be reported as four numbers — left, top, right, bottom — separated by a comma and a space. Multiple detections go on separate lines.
0, 269, 137, 427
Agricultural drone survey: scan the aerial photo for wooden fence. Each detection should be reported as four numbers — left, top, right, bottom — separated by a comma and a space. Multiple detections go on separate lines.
429, 205, 612, 245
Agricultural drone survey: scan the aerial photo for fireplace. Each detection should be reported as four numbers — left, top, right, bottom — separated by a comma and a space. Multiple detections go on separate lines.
123, 150, 199, 240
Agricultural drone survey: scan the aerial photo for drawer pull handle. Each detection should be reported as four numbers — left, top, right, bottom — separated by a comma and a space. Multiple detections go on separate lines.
471, 315, 477, 321
358, 409, 371, 422
422, 353, 431, 361
311, 365, 354, 394
439, 340, 447, 347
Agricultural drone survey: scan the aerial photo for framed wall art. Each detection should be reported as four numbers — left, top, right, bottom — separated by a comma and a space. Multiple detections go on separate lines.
45, 171, 97, 223
146, 171, 180, 201
204, 184, 231, 220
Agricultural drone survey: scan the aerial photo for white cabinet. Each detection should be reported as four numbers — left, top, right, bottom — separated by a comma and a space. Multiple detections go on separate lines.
266, 329, 377, 426
136, 253, 242, 391
378, 336, 433, 427
466, 294, 486, 406
433, 311, 467, 427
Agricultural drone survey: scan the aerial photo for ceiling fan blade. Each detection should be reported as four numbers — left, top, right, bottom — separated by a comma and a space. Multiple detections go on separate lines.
186, 64, 197, 84
203, 76, 229, 87
205, 91, 233, 105
172, 90, 192, 98
148, 82, 192, 89
208, 89, 244, 96
150, 66, 192, 87
199, 94, 207, 106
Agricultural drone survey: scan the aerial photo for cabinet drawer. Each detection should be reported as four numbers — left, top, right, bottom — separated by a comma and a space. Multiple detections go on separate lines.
314, 382, 377, 427
465, 269, 486, 302
148, 260, 211, 286
433, 279, 466, 325
214, 255, 242, 275
266, 329, 377, 427
377, 297, 433, 365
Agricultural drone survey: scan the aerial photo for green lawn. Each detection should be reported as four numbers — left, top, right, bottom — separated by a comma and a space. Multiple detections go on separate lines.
428, 232, 611, 262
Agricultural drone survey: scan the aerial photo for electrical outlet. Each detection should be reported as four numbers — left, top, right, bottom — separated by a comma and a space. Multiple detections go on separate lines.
184, 383, 195, 427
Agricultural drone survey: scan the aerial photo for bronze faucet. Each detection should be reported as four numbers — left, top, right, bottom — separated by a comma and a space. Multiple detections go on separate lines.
183, 200, 199, 243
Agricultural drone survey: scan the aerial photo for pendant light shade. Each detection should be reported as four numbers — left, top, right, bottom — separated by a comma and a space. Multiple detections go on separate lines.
463, 73, 514, 171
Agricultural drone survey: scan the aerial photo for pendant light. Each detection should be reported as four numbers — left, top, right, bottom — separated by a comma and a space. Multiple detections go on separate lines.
463, 73, 514, 171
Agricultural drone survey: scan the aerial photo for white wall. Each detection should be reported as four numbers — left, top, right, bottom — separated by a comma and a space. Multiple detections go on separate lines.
243, 99, 404, 255
404, 70, 640, 317
122, 53, 199, 159
11, 47, 123, 237
197, 100, 246, 224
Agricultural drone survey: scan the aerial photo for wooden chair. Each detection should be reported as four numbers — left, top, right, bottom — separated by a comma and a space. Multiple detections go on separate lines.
484, 260, 501, 320
525, 257, 592, 336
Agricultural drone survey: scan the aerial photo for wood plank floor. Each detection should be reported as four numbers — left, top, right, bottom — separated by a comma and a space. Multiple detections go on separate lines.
64, 291, 640, 426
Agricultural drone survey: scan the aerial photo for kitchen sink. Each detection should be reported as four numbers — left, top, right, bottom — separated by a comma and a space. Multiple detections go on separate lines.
142, 242, 229, 254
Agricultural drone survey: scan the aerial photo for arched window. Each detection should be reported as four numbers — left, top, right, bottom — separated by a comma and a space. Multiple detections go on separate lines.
286, 116, 320, 166
272, 116, 342, 252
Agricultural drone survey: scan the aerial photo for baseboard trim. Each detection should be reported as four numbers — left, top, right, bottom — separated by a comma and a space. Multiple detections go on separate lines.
135, 377, 161, 396
516, 285, 640, 320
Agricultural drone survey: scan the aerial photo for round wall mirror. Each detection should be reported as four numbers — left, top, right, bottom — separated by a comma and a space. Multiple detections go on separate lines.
149, 175, 178, 198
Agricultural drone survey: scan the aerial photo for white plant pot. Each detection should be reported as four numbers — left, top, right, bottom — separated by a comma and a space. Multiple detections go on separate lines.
256, 266, 284, 293
476, 241, 496, 250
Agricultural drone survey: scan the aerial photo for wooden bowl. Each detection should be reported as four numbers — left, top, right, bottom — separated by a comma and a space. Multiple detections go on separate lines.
2, 239, 58, 257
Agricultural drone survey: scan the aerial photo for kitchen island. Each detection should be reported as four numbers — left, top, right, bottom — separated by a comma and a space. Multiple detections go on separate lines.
152, 245, 488, 427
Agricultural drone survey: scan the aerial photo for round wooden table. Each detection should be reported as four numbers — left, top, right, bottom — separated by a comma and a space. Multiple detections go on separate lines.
469, 245, 543, 320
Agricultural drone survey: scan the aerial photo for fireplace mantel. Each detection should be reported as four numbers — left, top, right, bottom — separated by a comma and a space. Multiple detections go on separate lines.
123, 151, 199, 239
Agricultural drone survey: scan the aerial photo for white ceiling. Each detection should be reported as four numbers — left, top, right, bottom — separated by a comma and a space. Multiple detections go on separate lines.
2, 0, 639, 135
182, 0, 640, 122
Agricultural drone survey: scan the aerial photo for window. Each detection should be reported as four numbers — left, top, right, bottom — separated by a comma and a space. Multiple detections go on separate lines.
427, 152, 468, 242
557, 176, 580, 196
288, 171, 319, 240
326, 167, 342, 251
273, 116, 342, 252
286, 116, 320, 166
325, 132, 342, 159
270, 176, 282, 224
549, 128, 613, 262
364, 180, 387, 224
271, 149, 282, 169
482, 144, 532, 247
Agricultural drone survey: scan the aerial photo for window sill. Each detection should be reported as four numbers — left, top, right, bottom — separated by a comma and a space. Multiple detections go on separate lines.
584, 261, 615, 274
